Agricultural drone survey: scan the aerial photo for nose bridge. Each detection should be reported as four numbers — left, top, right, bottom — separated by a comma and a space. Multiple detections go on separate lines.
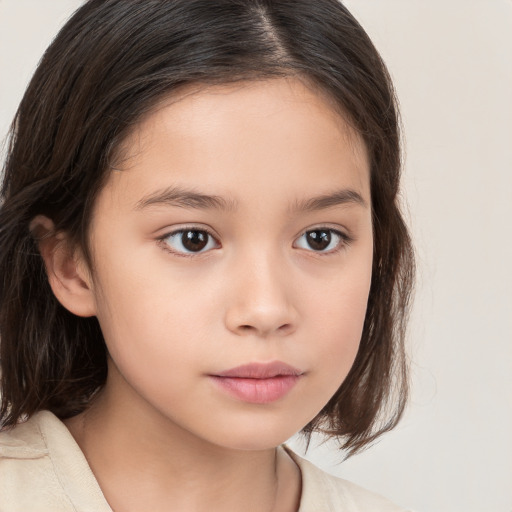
224, 242, 298, 337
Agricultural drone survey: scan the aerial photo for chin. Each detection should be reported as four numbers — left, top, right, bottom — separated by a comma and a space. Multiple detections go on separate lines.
216, 434, 291, 452
199, 413, 307, 452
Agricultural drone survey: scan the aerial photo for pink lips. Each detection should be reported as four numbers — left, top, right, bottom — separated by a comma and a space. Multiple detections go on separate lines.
209, 361, 303, 404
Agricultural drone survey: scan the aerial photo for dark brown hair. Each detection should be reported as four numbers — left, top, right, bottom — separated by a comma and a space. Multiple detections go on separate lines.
0, 0, 414, 455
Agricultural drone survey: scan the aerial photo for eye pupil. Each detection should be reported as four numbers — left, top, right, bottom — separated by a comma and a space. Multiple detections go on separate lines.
306, 230, 331, 251
182, 230, 208, 251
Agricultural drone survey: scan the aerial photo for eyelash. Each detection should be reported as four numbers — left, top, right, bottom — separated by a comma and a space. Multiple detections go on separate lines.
294, 228, 352, 255
157, 226, 220, 258
157, 225, 352, 258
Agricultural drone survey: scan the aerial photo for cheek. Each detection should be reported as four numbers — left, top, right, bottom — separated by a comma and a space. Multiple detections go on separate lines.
91, 254, 217, 375
91, 255, 168, 356
304, 257, 373, 387
92, 276, 199, 413
314, 287, 368, 366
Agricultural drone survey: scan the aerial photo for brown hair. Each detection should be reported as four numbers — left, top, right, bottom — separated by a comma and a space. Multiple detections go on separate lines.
0, 0, 414, 455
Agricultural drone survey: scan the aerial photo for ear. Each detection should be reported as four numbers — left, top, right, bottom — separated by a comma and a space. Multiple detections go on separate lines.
30, 215, 97, 317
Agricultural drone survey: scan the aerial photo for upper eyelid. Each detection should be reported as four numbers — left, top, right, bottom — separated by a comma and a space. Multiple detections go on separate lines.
159, 224, 348, 238
296, 225, 351, 241
299, 225, 345, 235
158, 224, 350, 238
160, 225, 219, 240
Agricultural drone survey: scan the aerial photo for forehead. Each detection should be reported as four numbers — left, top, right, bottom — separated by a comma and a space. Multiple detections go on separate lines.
105, 77, 370, 209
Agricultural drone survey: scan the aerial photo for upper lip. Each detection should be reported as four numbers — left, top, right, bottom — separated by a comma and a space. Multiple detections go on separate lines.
213, 361, 303, 379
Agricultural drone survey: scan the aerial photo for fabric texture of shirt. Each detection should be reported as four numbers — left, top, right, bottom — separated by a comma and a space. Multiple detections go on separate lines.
0, 410, 409, 511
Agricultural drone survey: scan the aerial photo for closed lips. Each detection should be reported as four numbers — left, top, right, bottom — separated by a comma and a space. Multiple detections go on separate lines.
209, 362, 304, 404
212, 361, 304, 379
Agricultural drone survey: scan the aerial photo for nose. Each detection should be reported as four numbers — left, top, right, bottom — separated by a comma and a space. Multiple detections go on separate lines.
224, 252, 299, 338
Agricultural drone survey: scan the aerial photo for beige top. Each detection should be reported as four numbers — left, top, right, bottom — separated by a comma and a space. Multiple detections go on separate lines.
0, 411, 409, 511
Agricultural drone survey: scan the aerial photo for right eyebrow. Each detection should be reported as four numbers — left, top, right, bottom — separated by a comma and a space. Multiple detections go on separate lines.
134, 185, 238, 212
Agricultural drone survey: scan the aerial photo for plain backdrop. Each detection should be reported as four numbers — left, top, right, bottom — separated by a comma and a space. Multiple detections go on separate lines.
1, 1, 511, 511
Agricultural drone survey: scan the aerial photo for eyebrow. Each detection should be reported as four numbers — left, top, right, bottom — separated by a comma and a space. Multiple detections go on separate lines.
135, 186, 238, 212
289, 188, 368, 212
135, 185, 367, 212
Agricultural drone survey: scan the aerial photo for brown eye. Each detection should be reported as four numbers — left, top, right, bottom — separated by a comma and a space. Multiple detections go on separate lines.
306, 230, 331, 251
182, 230, 208, 251
163, 229, 219, 254
294, 228, 347, 253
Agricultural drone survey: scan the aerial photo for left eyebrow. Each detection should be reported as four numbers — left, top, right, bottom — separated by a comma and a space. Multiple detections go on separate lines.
289, 188, 368, 213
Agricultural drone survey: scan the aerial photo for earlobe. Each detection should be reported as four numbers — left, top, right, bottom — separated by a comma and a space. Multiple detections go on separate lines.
30, 215, 97, 318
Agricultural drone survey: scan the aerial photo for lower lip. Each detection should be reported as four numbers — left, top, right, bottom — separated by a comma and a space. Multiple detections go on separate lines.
209, 375, 301, 404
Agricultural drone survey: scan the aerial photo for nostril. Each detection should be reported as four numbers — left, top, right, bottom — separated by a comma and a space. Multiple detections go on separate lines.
236, 322, 295, 336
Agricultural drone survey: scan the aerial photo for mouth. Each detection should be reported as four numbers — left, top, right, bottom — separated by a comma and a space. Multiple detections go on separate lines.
209, 361, 304, 404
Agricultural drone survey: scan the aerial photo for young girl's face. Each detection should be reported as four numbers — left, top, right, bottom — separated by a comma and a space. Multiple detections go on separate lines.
82, 77, 373, 450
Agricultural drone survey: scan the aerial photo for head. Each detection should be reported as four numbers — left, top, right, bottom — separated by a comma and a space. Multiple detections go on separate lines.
0, 0, 414, 455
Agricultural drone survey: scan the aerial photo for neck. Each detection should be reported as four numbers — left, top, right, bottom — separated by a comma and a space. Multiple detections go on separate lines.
64, 368, 301, 512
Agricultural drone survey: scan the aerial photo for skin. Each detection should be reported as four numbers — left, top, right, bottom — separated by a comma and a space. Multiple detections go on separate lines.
37, 77, 373, 512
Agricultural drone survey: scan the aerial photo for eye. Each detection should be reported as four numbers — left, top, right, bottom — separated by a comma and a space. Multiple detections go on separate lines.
294, 228, 349, 253
161, 228, 219, 255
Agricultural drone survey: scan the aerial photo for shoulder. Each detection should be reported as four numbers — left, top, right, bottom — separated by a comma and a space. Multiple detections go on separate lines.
282, 445, 410, 512
0, 410, 50, 460
0, 411, 111, 512
0, 411, 74, 510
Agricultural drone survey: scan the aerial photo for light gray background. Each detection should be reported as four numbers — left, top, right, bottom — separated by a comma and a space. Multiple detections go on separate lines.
1, 1, 511, 511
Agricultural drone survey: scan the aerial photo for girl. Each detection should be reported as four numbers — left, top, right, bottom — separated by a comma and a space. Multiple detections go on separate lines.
0, 1, 414, 511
